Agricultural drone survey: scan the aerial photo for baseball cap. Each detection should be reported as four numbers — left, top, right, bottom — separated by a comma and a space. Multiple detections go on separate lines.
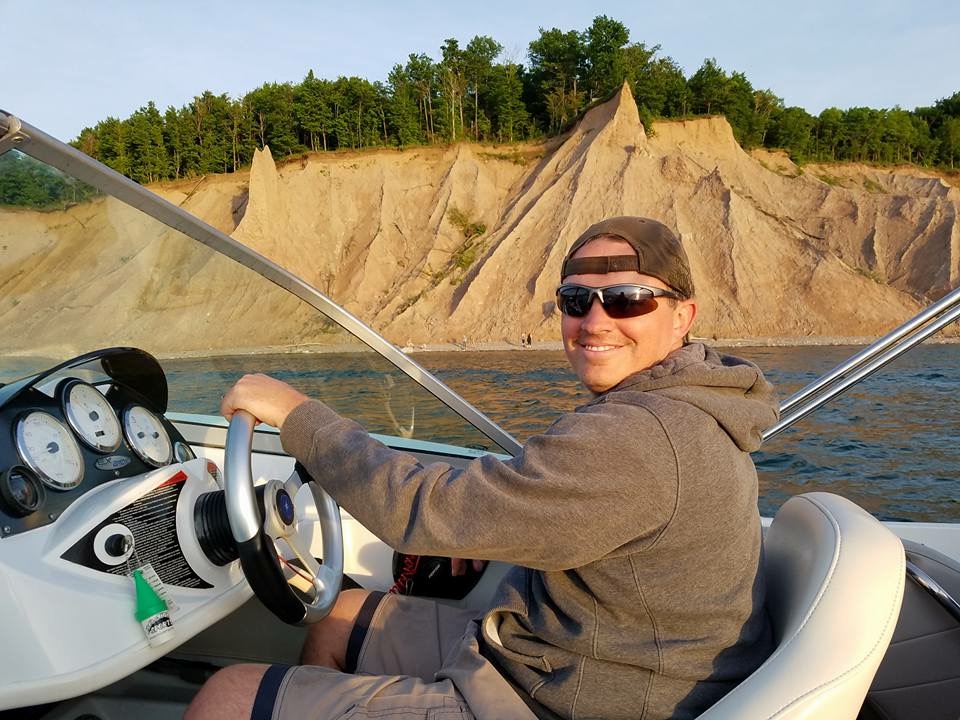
561, 216, 695, 298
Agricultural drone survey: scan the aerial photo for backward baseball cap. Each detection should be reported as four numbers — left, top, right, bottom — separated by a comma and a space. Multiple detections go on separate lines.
561, 216, 695, 298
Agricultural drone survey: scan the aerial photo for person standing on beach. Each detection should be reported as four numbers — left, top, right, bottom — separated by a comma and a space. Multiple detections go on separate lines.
187, 216, 778, 720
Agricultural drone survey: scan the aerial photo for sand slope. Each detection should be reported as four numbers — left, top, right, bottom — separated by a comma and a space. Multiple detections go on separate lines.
222, 83, 957, 344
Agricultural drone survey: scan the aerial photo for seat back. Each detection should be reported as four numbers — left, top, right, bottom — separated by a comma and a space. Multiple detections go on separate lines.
699, 492, 905, 720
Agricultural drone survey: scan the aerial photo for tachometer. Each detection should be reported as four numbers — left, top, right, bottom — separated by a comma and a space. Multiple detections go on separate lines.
62, 380, 122, 452
123, 405, 172, 467
15, 411, 85, 490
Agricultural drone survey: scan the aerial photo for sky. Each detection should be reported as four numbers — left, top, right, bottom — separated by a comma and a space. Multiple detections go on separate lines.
3, 0, 959, 143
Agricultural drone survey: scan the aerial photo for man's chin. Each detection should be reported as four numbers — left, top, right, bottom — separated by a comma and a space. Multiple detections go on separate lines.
579, 371, 619, 395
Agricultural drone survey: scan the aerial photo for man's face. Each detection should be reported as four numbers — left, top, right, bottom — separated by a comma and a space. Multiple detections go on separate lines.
561, 237, 697, 394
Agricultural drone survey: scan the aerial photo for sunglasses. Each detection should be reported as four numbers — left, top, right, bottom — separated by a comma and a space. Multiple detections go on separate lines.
556, 283, 682, 319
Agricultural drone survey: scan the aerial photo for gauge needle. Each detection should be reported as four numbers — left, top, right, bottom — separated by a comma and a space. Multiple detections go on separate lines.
47, 442, 59, 454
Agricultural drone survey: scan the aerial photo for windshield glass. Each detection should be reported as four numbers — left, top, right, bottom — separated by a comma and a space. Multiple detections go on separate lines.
0, 149, 509, 453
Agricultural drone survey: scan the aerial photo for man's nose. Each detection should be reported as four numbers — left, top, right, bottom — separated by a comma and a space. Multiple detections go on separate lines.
579, 297, 614, 330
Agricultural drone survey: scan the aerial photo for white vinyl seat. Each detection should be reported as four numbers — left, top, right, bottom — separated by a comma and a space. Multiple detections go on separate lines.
699, 492, 905, 720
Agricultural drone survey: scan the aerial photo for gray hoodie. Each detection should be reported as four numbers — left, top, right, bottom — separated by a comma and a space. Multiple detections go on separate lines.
282, 343, 779, 719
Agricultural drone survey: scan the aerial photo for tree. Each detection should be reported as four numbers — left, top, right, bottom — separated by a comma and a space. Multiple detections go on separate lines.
488, 62, 530, 142
582, 15, 629, 101
245, 83, 299, 157
127, 102, 168, 183
96, 117, 131, 177
527, 27, 584, 130
816, 107, 845, 160
295, 70, 334, 151
621, 43, 658, 117
768, 106, 816, 160
883, 108, 919, 163
438, 38, 467, 141
688, 58, 727, 115
934, 91, 960, 120
405, 54, 437, 141
942, 117, 960, 168
644, 56, 690, 117
463, 35, 503, 140
75, 127, 99, 159
842, 107, 884, 162
723, 71, 757, 146
162, 106, 185, 178
387, 64, 424, 146
751, 89, 783, 147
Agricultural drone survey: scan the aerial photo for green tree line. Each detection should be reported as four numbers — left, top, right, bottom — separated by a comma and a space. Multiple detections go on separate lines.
4, 15, 960, 208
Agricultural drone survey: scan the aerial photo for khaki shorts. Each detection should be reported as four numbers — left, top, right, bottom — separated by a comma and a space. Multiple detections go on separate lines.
253, 592, 537, 720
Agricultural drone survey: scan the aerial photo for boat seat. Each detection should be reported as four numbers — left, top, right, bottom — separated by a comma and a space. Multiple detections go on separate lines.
698, 492, 905, 720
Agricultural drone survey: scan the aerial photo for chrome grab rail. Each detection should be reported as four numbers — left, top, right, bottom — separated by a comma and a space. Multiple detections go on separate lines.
905, 557, 960, 623
763, 285, 960, 441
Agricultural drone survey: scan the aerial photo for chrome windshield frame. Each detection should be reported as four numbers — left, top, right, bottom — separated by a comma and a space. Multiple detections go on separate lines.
0, 110, 522, 456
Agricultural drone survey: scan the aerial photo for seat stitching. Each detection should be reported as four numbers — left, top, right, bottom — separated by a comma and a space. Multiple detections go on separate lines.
766, 544, 904, 717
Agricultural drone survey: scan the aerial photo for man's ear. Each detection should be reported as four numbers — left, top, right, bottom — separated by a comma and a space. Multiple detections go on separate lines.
674, 299, 697, 340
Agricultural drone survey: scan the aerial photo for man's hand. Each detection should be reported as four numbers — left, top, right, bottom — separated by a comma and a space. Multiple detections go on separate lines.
220, 373, 309, 430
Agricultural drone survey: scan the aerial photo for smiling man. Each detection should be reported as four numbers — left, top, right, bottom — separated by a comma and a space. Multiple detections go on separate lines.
558, 219, 697, 394
188, 216, 779, 720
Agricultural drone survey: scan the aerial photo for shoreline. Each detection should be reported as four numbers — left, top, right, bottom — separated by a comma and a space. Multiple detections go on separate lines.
6, 335, 958, 364
401, 335, 960, 353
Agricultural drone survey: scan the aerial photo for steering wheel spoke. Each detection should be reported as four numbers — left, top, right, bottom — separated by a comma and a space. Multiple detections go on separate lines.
277, 524, 322, 579
282, 468, 305, 499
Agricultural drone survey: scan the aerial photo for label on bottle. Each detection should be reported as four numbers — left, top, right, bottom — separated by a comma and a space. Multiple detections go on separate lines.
140, 610, 175, 646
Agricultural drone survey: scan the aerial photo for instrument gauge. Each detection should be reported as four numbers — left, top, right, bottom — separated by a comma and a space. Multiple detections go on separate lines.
15, 412, 85, 490
123, 405, 172, 467
174, 441, 196, 463
0, 466, 46, 517
62, 380, 122, 452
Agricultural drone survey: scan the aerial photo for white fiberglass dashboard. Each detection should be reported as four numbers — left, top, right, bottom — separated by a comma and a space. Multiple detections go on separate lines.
0, 349, 251, 710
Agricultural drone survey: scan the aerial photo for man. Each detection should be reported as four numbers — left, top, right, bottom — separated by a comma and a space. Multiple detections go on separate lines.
186, 216, 777, 720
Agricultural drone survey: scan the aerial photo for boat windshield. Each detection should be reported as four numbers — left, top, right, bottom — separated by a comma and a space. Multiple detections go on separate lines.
0, 147, 511, 454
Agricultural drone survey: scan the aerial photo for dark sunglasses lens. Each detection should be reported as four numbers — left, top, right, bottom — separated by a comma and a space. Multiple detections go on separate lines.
603, 287, 657, 318
557, 286, 658, 318
557, 287, 592, 317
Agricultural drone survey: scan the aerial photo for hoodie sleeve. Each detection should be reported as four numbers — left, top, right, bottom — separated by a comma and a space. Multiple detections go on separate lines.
280, 398, 680, 571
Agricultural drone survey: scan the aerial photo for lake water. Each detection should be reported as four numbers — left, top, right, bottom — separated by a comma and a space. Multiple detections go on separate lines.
410, 344, 960, 523
7, 343, 957, 523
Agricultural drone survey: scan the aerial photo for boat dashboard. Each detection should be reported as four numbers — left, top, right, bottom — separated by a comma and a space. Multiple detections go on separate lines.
0, 348, 198, 536
0, 348, 251, 710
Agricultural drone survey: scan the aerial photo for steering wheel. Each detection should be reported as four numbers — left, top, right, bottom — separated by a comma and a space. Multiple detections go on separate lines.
223, 409, 343, 624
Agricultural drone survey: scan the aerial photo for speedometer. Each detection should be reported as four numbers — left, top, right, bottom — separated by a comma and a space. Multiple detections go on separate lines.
62, 380, 122, 452
15, 411, 85, 490
123, 405, 172, 467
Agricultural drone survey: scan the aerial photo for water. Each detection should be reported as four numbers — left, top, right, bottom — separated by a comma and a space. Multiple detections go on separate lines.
161, 344, 960, 522
411, 345, 960, 524
9, 344, 956, 523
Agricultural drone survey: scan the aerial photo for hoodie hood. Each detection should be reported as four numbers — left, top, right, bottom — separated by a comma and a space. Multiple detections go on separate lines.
584, 342, 779, 452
